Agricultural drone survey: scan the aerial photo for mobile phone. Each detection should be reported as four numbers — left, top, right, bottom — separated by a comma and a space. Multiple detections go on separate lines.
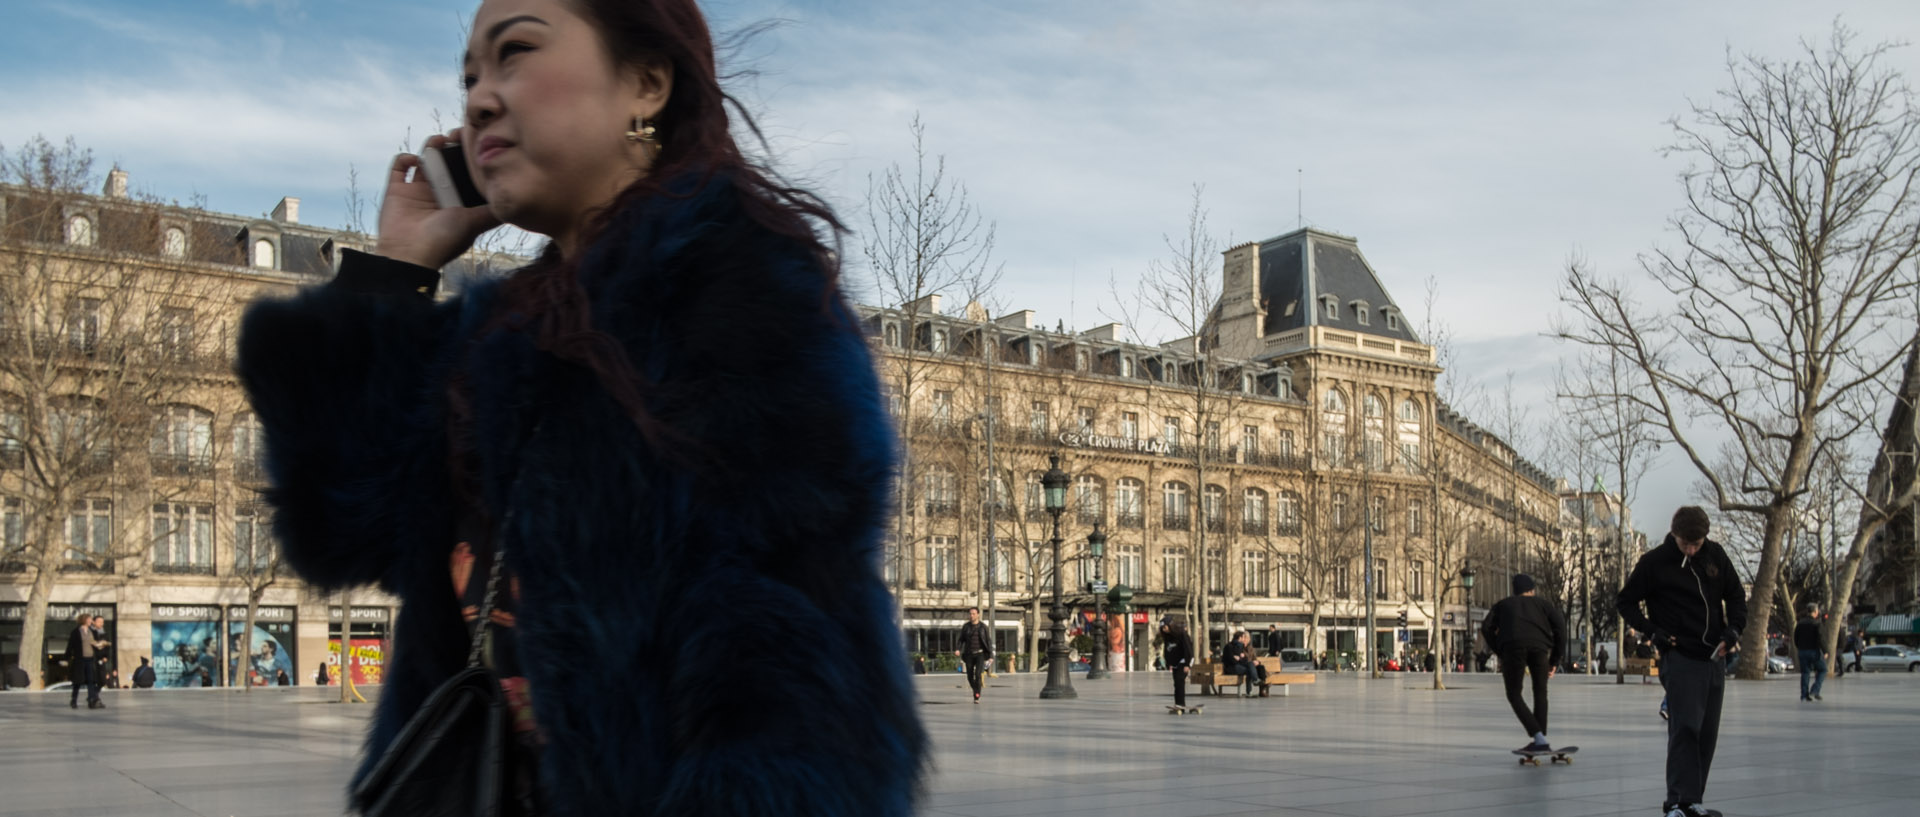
419, 141, 487, 209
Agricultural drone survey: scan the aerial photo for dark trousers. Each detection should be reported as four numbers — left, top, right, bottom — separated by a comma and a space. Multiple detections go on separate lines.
1172, 666, 1188, 707
1499, 647, 1552, 737
69, 659, 101, 706
1798, 650, 1827, 698
1598, 656, 1608, 674
962, 654, 987, 695
1226, 658, 1264, 695
1662, 651, 1726, 808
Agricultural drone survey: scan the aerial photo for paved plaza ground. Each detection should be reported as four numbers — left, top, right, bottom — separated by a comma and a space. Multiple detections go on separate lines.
1, 669, 1915, 816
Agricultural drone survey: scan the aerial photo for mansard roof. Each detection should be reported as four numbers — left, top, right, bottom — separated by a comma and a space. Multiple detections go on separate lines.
1256, 227, 1419, 343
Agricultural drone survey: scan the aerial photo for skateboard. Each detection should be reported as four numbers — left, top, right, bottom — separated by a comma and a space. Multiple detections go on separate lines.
1512, 746, 1578, 766
1165, 705, 1205, 716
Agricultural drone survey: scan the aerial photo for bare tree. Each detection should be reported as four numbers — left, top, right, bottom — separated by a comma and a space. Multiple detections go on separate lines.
1824, 337, 1920, 659
1556, 26, 1920, 677
863, 113, 997, 622
0, 136, 240, 688
1105, 184, 1230, 656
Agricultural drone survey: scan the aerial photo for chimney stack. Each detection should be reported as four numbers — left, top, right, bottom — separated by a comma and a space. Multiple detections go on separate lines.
271, 197, 300, 224
104, 168, 128, 199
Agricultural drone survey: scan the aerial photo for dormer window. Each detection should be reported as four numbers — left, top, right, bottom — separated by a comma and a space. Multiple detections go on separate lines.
931, 328, 948, 353
65, 215, 95, 247
883, 323, 900, 348
161, 227, 187, 259
1385, 309, 1400, 331
1323, 297, 1338, 320
1356, 306, 1370, 325
1120, 356, 1134, 377
252, 239, 276, 269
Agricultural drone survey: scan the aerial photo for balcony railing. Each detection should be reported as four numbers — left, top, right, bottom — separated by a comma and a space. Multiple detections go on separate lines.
1276, 521, 1302, 536
152, 562, 216, 576
1163, 513, 1191, 531
1115, 512, 1144, 529
59, 557, 116, 574
923, 499, 958, 518
1242, 519, 1266, 536
1204, 516, 1227, 533
235, 459, 269, 484
1076, 508, 1104, 526
151, 452, 214, 478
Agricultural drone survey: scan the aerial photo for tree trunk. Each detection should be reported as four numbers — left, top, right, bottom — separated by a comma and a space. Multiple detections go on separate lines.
1735, 504, 1794, 680
16, 566, 58, 689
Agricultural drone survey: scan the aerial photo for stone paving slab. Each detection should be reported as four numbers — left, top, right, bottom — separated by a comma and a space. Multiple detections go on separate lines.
0, 669, 1914, 816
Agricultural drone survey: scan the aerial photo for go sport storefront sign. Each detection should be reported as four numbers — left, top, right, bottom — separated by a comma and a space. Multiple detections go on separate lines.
1058, 431, 1172, 456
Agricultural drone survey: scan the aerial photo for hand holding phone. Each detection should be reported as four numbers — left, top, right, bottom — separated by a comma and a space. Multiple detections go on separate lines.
419, 141, 488, 209
371, 132, 500, 269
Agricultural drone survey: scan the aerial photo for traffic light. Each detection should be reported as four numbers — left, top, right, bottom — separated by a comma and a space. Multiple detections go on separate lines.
1397, 610, 1408, 628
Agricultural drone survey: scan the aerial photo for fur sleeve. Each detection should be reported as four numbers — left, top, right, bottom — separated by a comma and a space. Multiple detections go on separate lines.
513, 182, 926, 816
235, 264, 458, 590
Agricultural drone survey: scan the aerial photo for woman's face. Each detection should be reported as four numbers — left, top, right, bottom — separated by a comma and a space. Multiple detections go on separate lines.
463, 0, 671, 246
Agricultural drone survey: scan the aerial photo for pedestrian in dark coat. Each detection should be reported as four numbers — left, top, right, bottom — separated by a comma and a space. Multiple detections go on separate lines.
233, 1, 924, 813
1618, 506, 1746, 817
956, 607, 995, 703
1481, 573, 1567, 752
1161, 617, 1195, 708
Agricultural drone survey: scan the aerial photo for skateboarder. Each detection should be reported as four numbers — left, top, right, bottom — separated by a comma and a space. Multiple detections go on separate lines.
1618, 506, 1746, 817
1161, 616, 1194, 709
1480, 573, 1566, 754
955, 607, 994, 704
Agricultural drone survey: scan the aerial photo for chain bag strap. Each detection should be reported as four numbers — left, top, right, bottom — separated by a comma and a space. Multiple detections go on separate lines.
352, 420, 546, 817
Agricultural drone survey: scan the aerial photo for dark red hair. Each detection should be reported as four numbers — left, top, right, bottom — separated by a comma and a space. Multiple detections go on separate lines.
475, 0, 844, 453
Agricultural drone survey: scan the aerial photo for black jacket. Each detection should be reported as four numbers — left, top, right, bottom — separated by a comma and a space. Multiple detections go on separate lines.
1220, 639, 1252, 663
1793, 618, 1823, 652
1480, 594, 1567, 657
957, 621, 994, 659
1617, 534, 1747, 661
1162, 628, 1194, 669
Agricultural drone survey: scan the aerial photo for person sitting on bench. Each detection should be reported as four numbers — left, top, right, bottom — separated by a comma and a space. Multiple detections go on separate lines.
1220, 630, 1266, 697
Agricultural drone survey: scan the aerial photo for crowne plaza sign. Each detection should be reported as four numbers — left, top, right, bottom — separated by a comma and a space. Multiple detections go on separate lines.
1057, 431, 1171, 456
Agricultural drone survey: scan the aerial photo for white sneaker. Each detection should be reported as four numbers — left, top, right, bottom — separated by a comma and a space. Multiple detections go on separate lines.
1683, 806, 1721, 817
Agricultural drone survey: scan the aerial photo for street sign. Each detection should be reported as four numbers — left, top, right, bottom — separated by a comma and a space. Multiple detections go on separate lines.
1088, 581, 1109, 594
1397, 628, 1409, 642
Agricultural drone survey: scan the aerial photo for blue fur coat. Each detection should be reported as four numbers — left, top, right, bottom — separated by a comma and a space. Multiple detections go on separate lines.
236, 175, 926, 815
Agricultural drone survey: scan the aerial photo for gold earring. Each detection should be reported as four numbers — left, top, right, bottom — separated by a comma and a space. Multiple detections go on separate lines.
625, 115, 658, 146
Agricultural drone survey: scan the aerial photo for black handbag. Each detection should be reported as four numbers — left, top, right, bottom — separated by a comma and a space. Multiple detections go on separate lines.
351, 473, 530, 816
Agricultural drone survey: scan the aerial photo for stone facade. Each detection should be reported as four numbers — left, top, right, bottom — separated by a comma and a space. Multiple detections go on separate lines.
866, 227, 1563, 671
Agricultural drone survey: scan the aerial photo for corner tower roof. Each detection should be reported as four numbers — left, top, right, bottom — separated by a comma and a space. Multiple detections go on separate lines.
1257, 227, 1417, 343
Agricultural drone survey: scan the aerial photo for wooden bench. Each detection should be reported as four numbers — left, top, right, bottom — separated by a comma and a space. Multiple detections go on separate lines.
1623, 657, 1659, 683
1189, 658, 1317, 697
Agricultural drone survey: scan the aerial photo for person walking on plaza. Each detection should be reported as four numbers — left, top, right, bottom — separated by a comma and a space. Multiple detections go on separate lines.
955, 607, 994, 704
1265, 624, 1282, 657
1844, 629, 1864, 674
1793, 604, 1827, 701
64, 613, 105, 709
1220, 630, 1265, 697
234, 1, 925, 811
1480, 573, 1566, 753
1597, 643, 1609, 675
1618, 506, 1746, 817
1161, 617, 1194, 708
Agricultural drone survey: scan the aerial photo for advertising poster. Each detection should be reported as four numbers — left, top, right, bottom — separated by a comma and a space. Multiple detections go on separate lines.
325, 638, 386, 686
150, 621, 224, 688
228, 621, 297, 686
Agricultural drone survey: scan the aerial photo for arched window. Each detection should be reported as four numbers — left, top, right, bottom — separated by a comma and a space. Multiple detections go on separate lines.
1363, 394, 1386, 469
161, 227, 187, 258
1242, 488, 1268, 534
1322, 387, 1349, 466
252, 239, 276, 269
1276, 490, 1302, 535
151, 404, 214, 475
1397, 399, 1423, 468
1074, 474, 1105, 524
930, 328, 948, 353
233, 412, 265, 474
1202, 484, 1227, 531
65, 215, 95, 247
1161, 481, 1191, 529
883, 323, 900, 348
1114, 478, 1144, 527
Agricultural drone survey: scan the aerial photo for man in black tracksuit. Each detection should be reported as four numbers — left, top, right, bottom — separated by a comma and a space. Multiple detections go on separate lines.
1618, 506, 1746, 817
1161, 616, 1194, 708
956, 607, 994, 704
1481, 573, 1567, 752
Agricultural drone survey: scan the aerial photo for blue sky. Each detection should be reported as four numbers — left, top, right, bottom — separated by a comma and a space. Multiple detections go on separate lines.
6, 0, 1920, 534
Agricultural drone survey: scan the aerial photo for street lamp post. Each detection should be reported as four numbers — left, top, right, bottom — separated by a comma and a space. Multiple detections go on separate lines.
1039, 454, 1077, 699
1087, 523, 1110, 680
1432, 561, 1476, 690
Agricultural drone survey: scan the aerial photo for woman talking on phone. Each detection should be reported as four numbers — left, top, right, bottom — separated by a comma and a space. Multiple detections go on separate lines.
236, 0, 925, 814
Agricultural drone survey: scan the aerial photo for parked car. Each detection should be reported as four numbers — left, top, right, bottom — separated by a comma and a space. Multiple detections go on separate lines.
1278, 648, 1316, 673
1860, 644, 1920, 672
